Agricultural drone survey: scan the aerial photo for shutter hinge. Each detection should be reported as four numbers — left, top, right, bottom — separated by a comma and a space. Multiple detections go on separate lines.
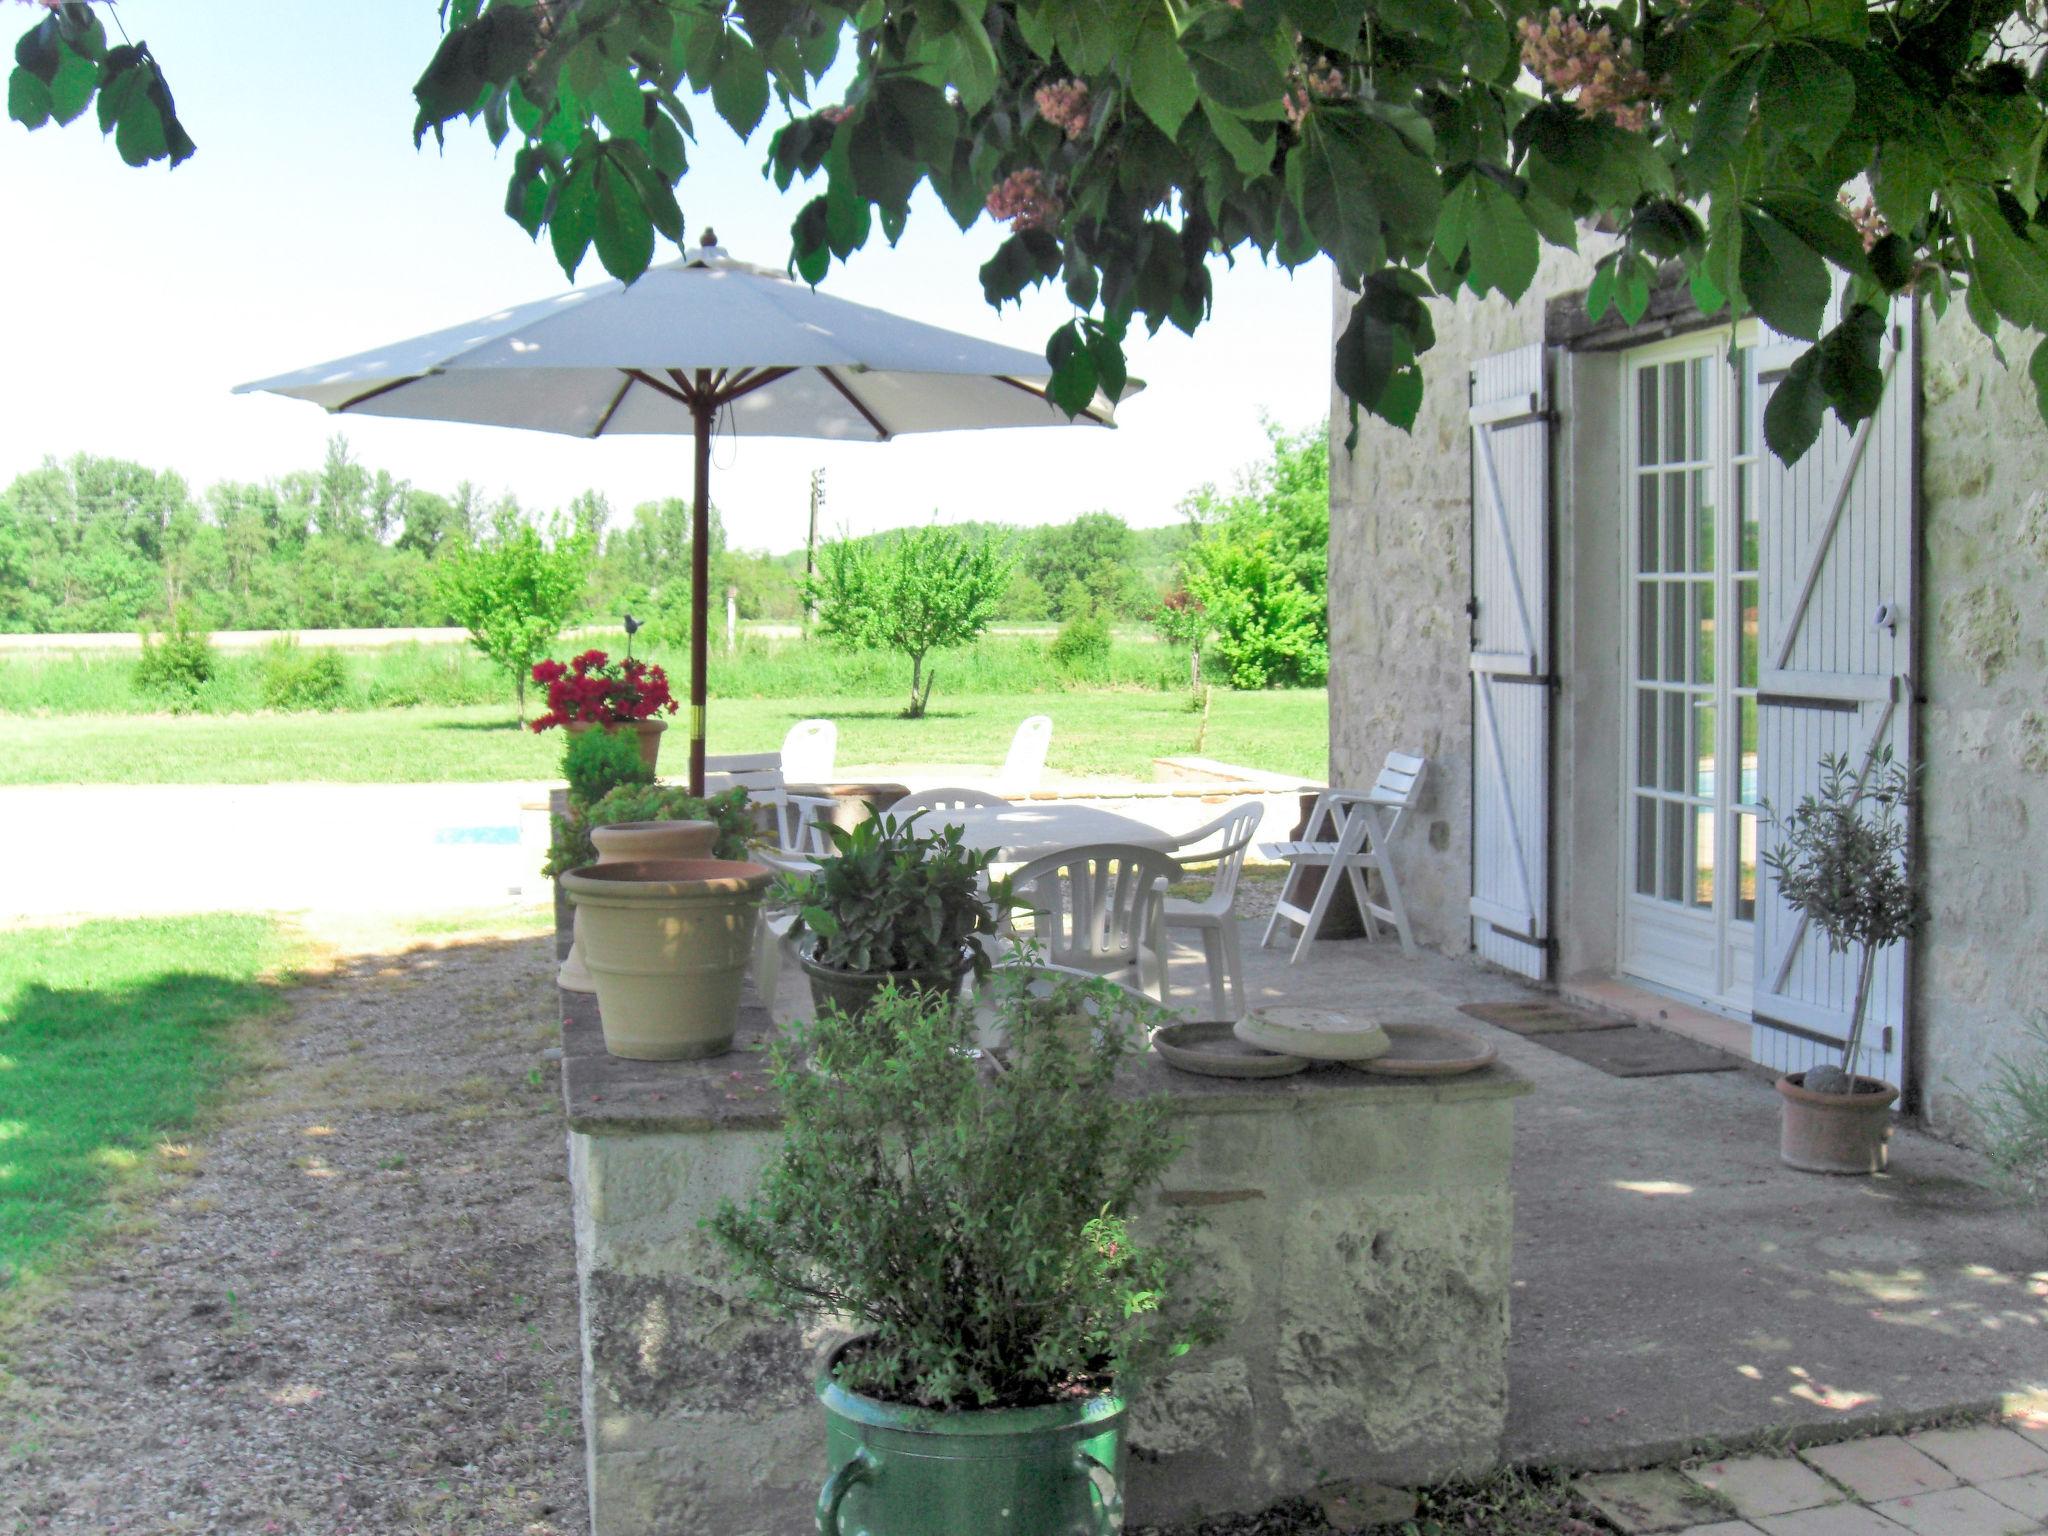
1464, 598, 1480, 619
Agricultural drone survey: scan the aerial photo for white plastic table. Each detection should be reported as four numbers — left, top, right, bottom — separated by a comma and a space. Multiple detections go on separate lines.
938, 803, 1176, 864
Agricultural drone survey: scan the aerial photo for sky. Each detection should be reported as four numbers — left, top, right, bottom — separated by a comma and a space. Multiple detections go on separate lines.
0, 0, 1337, 554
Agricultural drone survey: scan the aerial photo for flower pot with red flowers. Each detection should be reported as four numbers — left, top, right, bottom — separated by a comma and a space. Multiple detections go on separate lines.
530, 649, 678, 771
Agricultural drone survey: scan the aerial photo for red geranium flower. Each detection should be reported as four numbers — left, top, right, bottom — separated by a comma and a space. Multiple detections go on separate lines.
529, 650, 678, 732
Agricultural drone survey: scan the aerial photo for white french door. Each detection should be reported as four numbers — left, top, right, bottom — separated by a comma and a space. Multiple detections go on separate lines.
1621, 332, 1763, 1011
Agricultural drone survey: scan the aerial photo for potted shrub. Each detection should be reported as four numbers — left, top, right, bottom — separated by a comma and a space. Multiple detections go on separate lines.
709, 981, 1214, 1534
547, 784, 757, 993
530, 648, 678, 770
776, 812, 1015, 1018
1762, 747, 1922, 1175
562, 854, 774, 1060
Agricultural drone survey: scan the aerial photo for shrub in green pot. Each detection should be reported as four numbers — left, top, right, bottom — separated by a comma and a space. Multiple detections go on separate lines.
776, 811, 1015, 1018
709, 980, 1214, 1535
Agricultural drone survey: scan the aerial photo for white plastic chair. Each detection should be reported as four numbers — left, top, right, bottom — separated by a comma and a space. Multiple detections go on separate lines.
780, 719, 837, 784
1162, 801, 1264, 1021
1260, 752, 1425, 962
999, 715, 1053, 792
704, 751, 791, 847
1007, 843, 1180, 1003
889, 787, 1010, 820
750, 845, 821, 1013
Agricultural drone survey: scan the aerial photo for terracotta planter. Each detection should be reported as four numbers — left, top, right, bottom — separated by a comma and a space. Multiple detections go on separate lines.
567, 718, 668, 771
563, 857, 772, 1060
559, 821, 718, 993
1777, 1072, 1900, 1175
799, 941, 972, 1020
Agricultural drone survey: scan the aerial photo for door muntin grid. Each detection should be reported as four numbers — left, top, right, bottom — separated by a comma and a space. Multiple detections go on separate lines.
1625, 340, 1763, 989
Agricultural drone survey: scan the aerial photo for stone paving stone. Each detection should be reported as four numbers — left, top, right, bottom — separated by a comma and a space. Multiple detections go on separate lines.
1799, 1436, 1961, 1502
1869, 1485, 2039, 1536
1576, 1468, 1733, 1532
1907, 1425, 2048, 1483
1688, 1456, 1842, 1518
1753, 1505, 1910, 1536
1675, 1524, 1768, 1536
1979, 1470, 2048, 1521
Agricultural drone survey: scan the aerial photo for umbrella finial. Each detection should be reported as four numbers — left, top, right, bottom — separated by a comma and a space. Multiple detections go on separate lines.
700, 228, 718, 248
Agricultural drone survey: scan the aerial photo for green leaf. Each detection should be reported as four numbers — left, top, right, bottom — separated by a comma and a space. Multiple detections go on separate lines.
1046, 322, 1101, 415
1763, 343, 1826, 460
1758, 43, 1854, 161
7, 68, 51, 129
591, 67, 646, 142
1178, 9, 1286, 116
1128, 13, 1198, 138
609, 138, 683, 243
46, 39, 96, 125
1954, 185, 2048, 332
711, 35, 770, 139
1467, 176, 1538, 300
1585, 256, 1616, 321
1199, 99, 1273, 180
1681, 51, 1762, 185
1433, 173, 1476, 262
2029, 337, 2048, 431
1872, 139, 1937, 236
1756, 191, 1868, 278
548, 156, 597, 278
591, 156, 656, 280
1739, 206, 1831, 339
1615, 252, 1652, 324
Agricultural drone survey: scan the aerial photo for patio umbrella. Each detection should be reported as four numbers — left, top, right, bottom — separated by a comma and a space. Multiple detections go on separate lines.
236, 232, 1126, 794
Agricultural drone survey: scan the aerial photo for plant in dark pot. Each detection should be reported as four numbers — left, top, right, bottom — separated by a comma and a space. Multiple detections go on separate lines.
776, 811, 1015, 1018
1762, 747, 1921, 1174
708, 980, 1214, 1535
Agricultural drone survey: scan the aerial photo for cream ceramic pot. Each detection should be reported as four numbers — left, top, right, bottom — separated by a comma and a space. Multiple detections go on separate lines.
559, 821, 717, 992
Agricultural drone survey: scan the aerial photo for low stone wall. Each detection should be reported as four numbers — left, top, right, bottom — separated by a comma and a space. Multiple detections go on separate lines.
557, 906, 1529, 1533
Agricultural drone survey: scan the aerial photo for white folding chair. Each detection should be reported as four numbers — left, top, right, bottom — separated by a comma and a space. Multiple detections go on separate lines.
889, 786, 1010, 820
704, 751, 791, 847
1008, 843, 1180, 1003
1260, 752, 1425, 961
780, 718, 837, 784
998, 715, 1053, 792
1162, 801, 1264, 1020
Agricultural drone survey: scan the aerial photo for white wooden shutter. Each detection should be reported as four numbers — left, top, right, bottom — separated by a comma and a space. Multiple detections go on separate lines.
1751, 304, 1916, 1086
1468, 344, 1553, 980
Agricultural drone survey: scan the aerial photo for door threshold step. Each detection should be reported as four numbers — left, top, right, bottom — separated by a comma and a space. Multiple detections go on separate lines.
1556, 976, 1751, 1063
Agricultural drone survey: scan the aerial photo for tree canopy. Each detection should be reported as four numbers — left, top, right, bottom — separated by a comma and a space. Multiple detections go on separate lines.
17, 0, 2048, 462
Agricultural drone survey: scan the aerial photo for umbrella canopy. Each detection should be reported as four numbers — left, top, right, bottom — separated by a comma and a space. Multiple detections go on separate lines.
237, 235, 1126, 794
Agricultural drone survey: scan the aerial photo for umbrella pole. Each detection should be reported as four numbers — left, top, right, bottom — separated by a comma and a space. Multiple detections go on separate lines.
690, 400, 712, 798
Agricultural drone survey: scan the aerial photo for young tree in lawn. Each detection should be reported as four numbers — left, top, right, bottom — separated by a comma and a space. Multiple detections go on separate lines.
807, 526, 1011, 718
433, 513, 594, 723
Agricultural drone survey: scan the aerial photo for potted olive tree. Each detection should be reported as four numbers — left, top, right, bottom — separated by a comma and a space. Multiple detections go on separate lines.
709, 980, 1214, 1534
1762, 747, 1921, 1175
777, 812, 1015, 1018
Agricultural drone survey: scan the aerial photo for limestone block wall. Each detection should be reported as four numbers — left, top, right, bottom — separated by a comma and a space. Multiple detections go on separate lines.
1912, 302, 2048, 1139
562, 983, 1528, 1532
1326, 250, 1597, 955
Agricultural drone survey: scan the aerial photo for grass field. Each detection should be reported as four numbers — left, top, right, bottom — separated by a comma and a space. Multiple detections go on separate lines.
0, 689, 1327, 785
0, 915, 294, 1280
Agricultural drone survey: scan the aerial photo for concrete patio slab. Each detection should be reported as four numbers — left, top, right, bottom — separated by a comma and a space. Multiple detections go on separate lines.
1906, 1425, 2048, 1483
1753, 1507, 1908, 1536
1868, 1484, 2038, 1535
1678, 1525, 1768, 1536
1981, 1470, 2048, 1520
1687, 1455, 1842, 1518
1798, 1436, 1960, 1502
1193, 929, 2048, 1473
1574, 1468, 1732, 1531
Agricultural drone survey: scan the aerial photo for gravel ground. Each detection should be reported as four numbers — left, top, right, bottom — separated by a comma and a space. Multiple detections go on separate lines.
0, 917, 584, 1536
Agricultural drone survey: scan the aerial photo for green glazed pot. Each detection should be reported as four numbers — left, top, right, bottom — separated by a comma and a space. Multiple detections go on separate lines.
816, 1343, 1127, 1536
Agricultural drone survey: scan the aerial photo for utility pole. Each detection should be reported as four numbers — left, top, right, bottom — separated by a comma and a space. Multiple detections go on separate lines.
804, 467, 825, 636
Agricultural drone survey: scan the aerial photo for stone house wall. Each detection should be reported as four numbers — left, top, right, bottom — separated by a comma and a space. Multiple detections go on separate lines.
1327, 265, 2048, 1146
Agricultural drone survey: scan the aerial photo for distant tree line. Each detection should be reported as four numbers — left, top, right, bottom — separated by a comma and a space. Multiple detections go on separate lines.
0, 427, 1331, 690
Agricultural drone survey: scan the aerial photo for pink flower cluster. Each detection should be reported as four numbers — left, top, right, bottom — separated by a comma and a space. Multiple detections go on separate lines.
1517, 8, 1651, 132
987, 168, 1062, 232
1282, 57, 1347, 126
1841, 193, 1888, 251
1033, 79, 1091, 141
530, 650, 678, 733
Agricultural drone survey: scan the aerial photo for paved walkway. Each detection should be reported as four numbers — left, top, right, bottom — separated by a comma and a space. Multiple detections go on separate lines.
1198, 931, 2048, 1472
1576, 1422, 2048, 1534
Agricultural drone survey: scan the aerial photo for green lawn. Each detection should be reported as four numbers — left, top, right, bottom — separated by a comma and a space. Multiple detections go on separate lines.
0, 689, 1327, 785
0, 915, 294, 1280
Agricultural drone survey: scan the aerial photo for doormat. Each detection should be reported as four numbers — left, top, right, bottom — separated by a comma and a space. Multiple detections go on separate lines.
1524, 1024, 1742, 1078
1458, 1000, 1631, 1035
